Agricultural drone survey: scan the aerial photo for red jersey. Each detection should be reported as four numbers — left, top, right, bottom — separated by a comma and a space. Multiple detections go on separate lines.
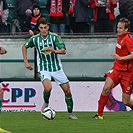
113, 32, 133, 72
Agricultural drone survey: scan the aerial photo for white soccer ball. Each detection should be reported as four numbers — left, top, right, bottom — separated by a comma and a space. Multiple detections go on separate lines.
41, 107, 56, 120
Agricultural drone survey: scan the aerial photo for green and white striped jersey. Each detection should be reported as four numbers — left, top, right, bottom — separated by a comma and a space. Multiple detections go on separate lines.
24, 32, 66, 72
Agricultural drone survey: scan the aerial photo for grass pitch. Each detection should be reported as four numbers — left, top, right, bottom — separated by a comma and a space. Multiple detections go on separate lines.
0, 112, 132, 133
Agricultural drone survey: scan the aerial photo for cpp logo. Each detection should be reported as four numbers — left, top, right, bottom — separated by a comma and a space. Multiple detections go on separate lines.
2, 83, 36, 103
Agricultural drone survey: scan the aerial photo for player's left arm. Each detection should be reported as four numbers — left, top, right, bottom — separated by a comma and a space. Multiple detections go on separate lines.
48, 46, 66, 54
112, 38, 133, 60
0, 46, 7, 55
48, 35, 66, 54
112, 51, 133, 61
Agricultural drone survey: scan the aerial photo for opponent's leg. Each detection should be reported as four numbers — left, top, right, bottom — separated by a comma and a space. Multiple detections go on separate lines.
0, 86, 12, 132
0, 98, 2, 113
121, 76, 133, 110
122, 93, 133, 110
0, 87, 3, 112
92, 77, 114, 120
0, 90, 2, 128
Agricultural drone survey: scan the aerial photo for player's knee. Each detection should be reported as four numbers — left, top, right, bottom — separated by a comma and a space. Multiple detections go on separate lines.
64, 89, 72, 96
102, 86, 111, 95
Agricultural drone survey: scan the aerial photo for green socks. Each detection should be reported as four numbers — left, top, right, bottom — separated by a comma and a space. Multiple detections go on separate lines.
65, 96, 73, 113
43, 91, 50, 104
0, 98, 2, 112
43, 91, 73, 113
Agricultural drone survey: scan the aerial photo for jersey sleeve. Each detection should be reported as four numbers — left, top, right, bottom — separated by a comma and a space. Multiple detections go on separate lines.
54, 35, 66, 50
125, 37, 133, 53
24, 37, 35, 49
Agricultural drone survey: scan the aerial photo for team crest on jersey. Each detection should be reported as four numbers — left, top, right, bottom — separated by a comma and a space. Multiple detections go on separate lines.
127, 87, 130, 91
116, 43, 121, 49
126, 86, 131, 93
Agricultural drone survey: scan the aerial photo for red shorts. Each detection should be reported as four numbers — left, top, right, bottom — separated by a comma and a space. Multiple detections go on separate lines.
105, 69, 133, 95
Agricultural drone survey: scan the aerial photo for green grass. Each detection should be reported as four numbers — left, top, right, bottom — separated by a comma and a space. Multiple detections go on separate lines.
0, 112, 132, 133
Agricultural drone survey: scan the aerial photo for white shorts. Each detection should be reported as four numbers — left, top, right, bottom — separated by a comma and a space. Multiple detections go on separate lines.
40, 69, 69, 85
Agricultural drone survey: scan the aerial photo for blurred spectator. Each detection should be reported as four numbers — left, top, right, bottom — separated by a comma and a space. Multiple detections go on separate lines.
46, 0, 69, 34
21, 4, 43, 36
68, 0, 90, 33
114, 0, 119, 18
13, 0, 39, 31
119, 0, 133, 32
90, 0, 117, 32
0, 0, 9, 33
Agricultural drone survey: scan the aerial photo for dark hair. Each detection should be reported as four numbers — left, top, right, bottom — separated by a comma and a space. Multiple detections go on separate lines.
32, 4, 40, 10
119, 18, 130, 31
37, 17, 49, 27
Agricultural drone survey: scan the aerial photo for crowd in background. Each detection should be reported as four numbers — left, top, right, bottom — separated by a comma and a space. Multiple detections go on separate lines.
0, 0, 133, 34
0, 0, 9, 32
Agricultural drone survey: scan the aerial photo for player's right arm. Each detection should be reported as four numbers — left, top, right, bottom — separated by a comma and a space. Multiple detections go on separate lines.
22, 37, 35, 70
22, 45, 33, 70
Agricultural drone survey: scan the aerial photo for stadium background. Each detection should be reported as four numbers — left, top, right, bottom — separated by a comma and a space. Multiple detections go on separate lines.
0, 0, 132, 112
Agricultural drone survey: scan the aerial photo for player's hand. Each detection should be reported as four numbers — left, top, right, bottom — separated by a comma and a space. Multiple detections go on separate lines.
48, 46, 55, 53
29, 30, 34, 36
25, 63, 33, 70
13, 19, 18, 24
111, 54, 121, 60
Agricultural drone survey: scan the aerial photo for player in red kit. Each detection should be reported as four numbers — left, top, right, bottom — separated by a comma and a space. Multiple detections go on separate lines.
92, 18, 133, 120
0, 46, 7, 114
0, 46, 11, 132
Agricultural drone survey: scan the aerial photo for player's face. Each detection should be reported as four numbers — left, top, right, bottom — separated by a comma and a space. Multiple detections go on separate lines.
117, 22, 128, 36
38, 24, 49, 38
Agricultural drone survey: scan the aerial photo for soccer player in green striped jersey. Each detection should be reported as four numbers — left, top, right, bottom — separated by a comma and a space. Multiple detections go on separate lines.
22, 17, 78, 119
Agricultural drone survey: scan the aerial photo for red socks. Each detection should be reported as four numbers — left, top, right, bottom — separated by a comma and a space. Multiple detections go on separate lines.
98, 94, 109, 116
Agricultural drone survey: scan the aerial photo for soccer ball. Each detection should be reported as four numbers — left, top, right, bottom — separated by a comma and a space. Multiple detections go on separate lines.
41, 107, 56, 120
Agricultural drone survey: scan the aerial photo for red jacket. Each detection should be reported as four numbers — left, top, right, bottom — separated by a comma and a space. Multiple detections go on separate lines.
89, 0, 117, 22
